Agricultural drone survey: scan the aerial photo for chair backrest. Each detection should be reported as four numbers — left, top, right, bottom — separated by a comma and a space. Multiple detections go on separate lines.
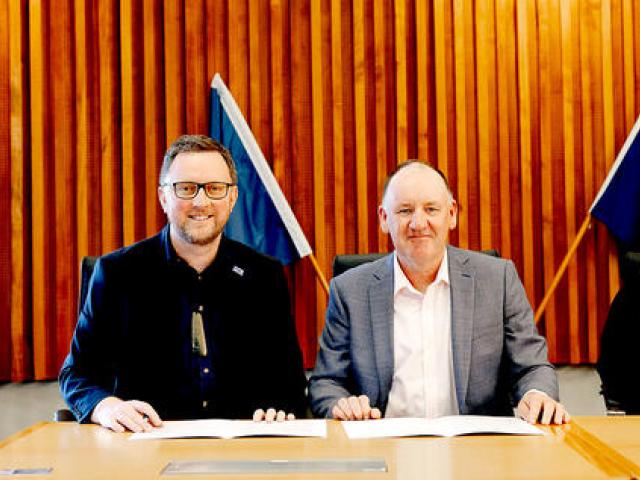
78, 256, 98, 315
56, 256, 98, 423
332, 253, 388, 277
620, 252, 640, 284
332, 249, 501, 277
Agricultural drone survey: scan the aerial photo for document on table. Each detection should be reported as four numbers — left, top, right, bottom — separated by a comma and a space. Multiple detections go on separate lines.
341, 416, 544, 439
130, 419, 326, 440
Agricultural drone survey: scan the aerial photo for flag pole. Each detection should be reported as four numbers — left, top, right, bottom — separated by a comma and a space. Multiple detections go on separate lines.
534, 215, 592, 324
308, 253, 330, 296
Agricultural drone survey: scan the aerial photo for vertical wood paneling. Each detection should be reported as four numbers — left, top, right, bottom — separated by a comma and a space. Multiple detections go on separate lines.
163, 0, 186, 144
228, 0, 249, 117
249, 0, 272, 158
495, 0, 517, 263
339, 0, 357, 254
452, 0, 472, 248
434, 2, 455, 247
311, 0, 328, 336
516, 0, 537, 306
580, 0, 600, 363
538, 0, 558, 359
415, 0, 435, 163
330, 0, 346, 254
373, 0, 389, 251
353, 0, 369, 253
75, 1, 104, 347
50, 0, 77, 376
143, 0, 165, 236
2, 0, 640, 378
561, 0, 582, 363
270, 0, 290, 195
121, 0, 145, 246
460, 0, 480, 250
75, 0, 99, 264
269, 0, 291, 197
622, 0, 635, 125
475, 0, 499, 251
98, 0, 122, 254
608, 0, 623, 152
394, 0, 408, 162
0, 0, 12, 380
206, 0, 228, 88
184, 0, 207, 135
6, 0, 30, 381
403, 1, 417, 159
290, 0, 317, 366
29, 0, 53, 379
589, 1, 611, 362
636, 1, 640, 115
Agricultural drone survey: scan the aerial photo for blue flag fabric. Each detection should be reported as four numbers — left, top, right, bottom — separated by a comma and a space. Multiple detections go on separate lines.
209, 74, 311, 264
590, 116, 640, 249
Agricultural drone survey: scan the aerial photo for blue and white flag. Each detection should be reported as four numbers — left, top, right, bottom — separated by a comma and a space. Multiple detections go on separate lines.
590, 115, 640, 248
209, 74, 312, 264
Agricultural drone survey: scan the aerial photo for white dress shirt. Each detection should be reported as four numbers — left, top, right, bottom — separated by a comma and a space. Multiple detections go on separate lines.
385, 251, 459, 418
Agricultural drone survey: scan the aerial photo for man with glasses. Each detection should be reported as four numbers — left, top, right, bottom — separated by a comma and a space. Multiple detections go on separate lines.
60, 135, 307, 432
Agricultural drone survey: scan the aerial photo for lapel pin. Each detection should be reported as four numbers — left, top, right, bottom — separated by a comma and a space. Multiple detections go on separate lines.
232, 266, 244, 276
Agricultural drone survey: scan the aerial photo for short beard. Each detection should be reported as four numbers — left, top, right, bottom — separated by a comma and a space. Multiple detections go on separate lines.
174, 222, 221, 246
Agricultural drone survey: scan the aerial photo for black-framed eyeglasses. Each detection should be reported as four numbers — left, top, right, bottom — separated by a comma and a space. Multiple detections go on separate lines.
161, 181, 236, 200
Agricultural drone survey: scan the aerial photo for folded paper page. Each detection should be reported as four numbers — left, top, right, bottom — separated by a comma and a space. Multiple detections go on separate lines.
342, 416, 544, 439
130, 419, 327, 440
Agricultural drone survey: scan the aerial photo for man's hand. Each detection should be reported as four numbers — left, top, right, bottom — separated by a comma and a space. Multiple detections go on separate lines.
91, 396, 163, 433
516, 391, 571, 425
252, 408, 295, 422
332, 395, 381, 420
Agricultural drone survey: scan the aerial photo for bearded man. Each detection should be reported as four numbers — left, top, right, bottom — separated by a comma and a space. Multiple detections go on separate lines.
60, 135, 307, 432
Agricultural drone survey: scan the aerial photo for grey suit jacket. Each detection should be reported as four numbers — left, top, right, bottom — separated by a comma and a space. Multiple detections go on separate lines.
309, 246, 558, 418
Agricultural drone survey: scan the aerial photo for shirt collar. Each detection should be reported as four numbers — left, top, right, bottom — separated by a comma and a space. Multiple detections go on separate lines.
393, 250, 450, 296
161, 224, 178, 264
160, 224, 231, 273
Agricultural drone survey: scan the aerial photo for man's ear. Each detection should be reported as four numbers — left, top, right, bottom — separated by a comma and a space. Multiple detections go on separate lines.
448, 199, 458, 230
378, 204, 389, 234
228, 185, 238, 212
158, 185, 168, 214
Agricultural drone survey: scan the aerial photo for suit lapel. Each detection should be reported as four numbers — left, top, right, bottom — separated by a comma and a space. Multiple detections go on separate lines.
368, 255, 395, 411
448, 246, 475, 414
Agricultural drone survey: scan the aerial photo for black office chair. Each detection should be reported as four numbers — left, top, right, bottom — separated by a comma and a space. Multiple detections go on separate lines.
597, 252, 640, 416
332, 253, 388, 277
77, 256, 98, 315
332, 249, 500, 277
54, 256, 98, 422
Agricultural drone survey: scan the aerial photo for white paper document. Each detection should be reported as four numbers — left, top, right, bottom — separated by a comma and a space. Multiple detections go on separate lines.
341, 416, 544, 439
130, 419, 327, 440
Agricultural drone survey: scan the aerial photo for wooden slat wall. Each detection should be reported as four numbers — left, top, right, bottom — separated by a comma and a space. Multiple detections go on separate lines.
1, 0, 638, 380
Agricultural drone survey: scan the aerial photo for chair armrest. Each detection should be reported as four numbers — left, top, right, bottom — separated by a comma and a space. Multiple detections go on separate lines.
600, 387, 626, 416
54, 408, 76, 422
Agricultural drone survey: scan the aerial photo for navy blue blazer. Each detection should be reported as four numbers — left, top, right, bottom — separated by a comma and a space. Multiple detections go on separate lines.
59, 226, 307, 422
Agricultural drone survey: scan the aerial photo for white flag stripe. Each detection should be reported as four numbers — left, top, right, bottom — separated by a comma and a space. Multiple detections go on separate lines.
212, 74, 312, 258
589, 113, 640, 212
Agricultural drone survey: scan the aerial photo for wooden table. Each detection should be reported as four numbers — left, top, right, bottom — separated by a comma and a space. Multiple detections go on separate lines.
1, 419, 638, 479
570, 416, 640, 477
